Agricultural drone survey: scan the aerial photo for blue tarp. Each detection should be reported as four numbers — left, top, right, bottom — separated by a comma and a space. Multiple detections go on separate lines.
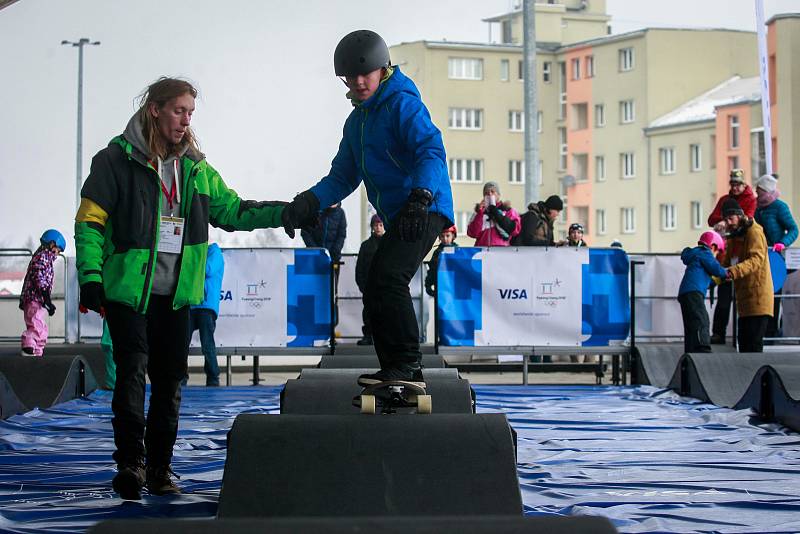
0, 385, 799, 533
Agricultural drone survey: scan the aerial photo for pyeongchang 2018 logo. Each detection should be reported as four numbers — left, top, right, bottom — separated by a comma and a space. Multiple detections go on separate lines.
241, 279, 271, 309
537, 278, 566, 308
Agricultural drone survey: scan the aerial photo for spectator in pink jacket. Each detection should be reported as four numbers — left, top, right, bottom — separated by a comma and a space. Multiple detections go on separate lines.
466, 182, 521, 246
19, 229, 65, 357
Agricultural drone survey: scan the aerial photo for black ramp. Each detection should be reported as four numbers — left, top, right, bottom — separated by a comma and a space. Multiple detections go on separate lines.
217, 414, 522, 518
669, 353, 800, 408
299, 368, 460, 380
632, 343, 685, 387
767, 365, 800, 432
319, 354, 445, 369
0, 355, 97, 410
0, 372, 27, 419
281, 374, 474, 414
90, 516, 618, 533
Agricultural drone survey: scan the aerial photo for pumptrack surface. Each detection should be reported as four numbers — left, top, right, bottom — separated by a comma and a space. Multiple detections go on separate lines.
0, 385, 798, 533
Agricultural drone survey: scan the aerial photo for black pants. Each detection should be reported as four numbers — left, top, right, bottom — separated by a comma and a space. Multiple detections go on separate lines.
737, 315, 769, 353
361, 295, 372, 338
364, 213, 446, 368
711, 281, 732, 340
188, 308, 220, 386
679, 291, 711, 353
105, 295, 189, 466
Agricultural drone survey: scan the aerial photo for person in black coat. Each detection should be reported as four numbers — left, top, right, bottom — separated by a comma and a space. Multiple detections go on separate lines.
425, 225, 458, 297
355, 215, 385, 345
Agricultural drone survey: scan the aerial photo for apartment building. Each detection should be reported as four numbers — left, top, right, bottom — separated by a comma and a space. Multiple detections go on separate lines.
371, 2, 796, 252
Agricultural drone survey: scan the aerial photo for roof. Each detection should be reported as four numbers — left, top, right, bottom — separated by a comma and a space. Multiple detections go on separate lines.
560, 26, 754, 51
767, 13, 800, 25
647, 76, 761, 131
392, 40, 561, 54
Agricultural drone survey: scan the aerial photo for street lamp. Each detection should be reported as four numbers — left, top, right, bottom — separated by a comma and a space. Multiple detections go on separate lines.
61, 38, 100, 212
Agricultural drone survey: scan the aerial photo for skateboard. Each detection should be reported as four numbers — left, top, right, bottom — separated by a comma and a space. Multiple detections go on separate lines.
354, 380, 432, 414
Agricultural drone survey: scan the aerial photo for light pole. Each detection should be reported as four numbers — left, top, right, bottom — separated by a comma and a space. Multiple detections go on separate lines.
61, 38, 100, 212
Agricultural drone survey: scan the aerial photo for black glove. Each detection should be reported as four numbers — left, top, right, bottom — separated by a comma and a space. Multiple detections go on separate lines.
281, 190, 321, 239
79, 281, 105, 314
42, 290, 56, 316
397, 188, 433, 242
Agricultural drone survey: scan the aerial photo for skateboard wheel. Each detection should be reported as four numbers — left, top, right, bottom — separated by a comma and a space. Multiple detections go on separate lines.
360, 395, 376, 414
417, 395, 432, 414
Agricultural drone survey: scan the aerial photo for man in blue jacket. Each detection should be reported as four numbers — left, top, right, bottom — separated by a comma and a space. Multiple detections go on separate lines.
282, 30, 454, 386
188, 243, 224, 386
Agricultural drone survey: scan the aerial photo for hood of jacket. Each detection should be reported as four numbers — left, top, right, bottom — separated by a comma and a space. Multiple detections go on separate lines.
122, 111, 196, 163
355, 67, 420, 111
681, 245, 709, 265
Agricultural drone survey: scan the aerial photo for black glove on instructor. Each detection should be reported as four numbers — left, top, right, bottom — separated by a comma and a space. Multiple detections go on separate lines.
281, 190, 321, 239
79, 281, 105, 315
397, 188, 433, 242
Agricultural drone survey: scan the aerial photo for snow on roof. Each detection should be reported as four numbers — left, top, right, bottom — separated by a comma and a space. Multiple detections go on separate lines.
648, 76, 761, 130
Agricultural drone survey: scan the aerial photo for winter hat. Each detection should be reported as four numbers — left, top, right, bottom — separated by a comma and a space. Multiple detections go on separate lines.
721, 198, 744, 217
369, 214, 383, 227
483, 181, 500, 196
544, 195, 563, 211
756, 174, 778, 193
729, 168, 746, 184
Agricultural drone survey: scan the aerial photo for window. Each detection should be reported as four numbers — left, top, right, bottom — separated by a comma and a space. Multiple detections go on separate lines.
542, 61, 551, 83
448, 108, 483, 130
594, 104, 605, 127
585, 55, 595, 77
558, 127, 568, 170
596, 208, 607, 235
501, 19, 512, 44
449, 159, 483, 182
659, 147, 675, 175
690, 143, 702, 172
537, 110, 543, 133
595, 155, 606, 182
574, 206, 589, 234
619, 47, 634, 71
573, 153, 588, 182
621, 207, 636, 234
448, 57, 483, 80
691, 201, 702, 229
558, 61, 567, 119
660, 203, 677, 231
508, 110, 524, 132
621, 152, 635, 178
509, 160, 525, 183
728, 156, 739, 172
517, 60, 524, 81
571, 58, 581, 80
729, 115, 740, 148
620, 100, 635, 123
571, 103, 588, 130
500, 59, 509, 82
456, 211, 470, 235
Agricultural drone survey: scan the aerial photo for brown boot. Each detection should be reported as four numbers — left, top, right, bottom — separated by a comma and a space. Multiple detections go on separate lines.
112, 459, 146, 500
145, 464, 181, 496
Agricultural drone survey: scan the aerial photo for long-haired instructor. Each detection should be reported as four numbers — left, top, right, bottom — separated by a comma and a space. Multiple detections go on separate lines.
75, 78, 285, 499
282, 30, 453, 387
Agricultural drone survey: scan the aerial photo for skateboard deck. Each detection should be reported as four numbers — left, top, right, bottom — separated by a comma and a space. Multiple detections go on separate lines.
354, 380, 432, 414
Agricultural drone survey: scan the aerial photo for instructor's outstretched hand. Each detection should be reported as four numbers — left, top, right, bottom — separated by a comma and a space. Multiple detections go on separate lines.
281, 190, 321, 239
397, 188, 433, 242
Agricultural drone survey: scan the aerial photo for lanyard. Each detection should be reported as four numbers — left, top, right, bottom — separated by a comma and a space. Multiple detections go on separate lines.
155, 158, 181, 212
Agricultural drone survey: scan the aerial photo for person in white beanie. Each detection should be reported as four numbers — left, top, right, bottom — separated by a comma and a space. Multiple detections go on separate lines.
754, 173, 798, 340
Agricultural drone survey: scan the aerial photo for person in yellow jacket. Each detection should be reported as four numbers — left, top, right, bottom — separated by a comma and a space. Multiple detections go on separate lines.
721, 198, 773, 353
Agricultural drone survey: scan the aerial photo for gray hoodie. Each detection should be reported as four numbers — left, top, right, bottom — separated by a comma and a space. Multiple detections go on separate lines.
123, 113, 189, 296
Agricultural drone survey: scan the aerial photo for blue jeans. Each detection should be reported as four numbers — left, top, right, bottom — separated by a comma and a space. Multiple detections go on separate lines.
189, 308, 220, 386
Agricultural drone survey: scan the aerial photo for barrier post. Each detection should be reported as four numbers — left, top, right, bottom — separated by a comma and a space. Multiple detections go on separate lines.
252, 355, 260, 386
731, 286, 738, 350
226, 355, 232, 386
330, 261, 337, 354
627, 260, 645, 386
433, 262, 439, 355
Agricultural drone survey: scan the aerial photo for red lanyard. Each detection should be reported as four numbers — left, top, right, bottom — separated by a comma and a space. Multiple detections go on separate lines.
151, 159, 180, 211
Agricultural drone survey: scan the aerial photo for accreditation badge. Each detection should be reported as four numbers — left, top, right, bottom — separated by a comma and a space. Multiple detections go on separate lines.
158, 216, 185, 254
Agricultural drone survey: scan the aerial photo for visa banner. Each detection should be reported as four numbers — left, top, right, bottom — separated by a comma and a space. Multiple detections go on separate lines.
437, 247, 630, 347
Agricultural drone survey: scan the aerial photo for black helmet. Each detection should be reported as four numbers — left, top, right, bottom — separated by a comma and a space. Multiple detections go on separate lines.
569, 223, 584, 233
334, 30, 390, 77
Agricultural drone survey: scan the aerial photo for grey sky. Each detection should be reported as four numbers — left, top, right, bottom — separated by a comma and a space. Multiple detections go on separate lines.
0, 0, 796, 254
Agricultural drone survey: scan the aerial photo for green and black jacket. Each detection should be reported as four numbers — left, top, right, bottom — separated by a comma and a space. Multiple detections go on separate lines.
75, 136, 284, 313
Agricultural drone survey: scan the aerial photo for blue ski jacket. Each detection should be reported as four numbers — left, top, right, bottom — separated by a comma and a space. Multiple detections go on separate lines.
755, 199, 798, 247
678, 244, 727, 296
310, 67, 454, 226
191, 243, 224, 318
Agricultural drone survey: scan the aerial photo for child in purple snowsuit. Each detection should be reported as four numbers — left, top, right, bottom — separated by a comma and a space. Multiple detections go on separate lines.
19, 230, 65, 356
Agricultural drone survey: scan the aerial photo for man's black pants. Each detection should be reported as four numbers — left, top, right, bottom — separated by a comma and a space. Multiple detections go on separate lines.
678, 291, 712, 353
364, 213, 446, 369
711, 281, 732, 340
738, 315, 769, 353
105, 294, 189, 467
